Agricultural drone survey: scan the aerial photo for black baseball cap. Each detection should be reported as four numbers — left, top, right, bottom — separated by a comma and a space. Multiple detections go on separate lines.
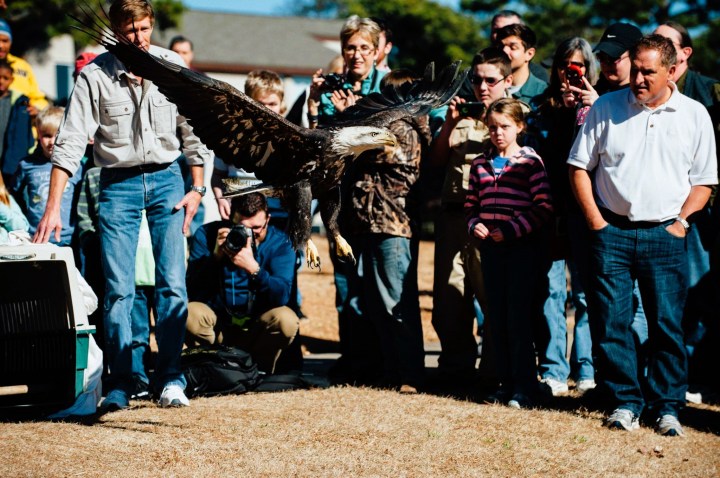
594, 23, 642, 59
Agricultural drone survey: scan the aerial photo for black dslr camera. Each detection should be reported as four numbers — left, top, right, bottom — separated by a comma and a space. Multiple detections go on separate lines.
319, 73, 351, 93
224, 225, 254, 254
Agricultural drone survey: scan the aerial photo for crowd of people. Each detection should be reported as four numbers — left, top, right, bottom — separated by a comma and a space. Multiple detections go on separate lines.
0, 0, 717, 438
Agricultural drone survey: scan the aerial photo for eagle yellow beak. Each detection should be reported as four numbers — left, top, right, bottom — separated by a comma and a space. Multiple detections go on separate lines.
383, 132, 398, 148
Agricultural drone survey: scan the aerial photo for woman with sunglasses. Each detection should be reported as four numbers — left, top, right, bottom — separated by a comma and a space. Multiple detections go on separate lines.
528, 37, 599, 398
428, 47, 516, 389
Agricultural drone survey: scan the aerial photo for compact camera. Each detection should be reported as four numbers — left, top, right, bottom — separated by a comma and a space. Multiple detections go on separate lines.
225, 225, 254, 254
565, 64, 585, 90
458, 101, 486, 118
319, 73, 352, 93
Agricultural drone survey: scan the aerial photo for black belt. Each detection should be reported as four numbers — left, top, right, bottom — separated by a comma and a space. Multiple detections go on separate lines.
599, 208, 667, 229
120, 161, 174, 174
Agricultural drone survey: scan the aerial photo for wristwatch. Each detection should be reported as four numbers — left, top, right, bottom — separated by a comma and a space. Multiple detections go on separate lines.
190, 185, 206, 196
250, 265, 261, 278
676, 216, 691, 232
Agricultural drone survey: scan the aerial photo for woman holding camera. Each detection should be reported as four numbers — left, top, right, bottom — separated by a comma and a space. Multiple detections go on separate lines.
306, 15, 386, 128
528, 37, 599, 397
304, 16, 388, 384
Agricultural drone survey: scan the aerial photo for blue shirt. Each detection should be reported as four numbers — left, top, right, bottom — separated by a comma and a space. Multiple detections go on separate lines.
14, 149, 82, 245
187, 221, 296, 317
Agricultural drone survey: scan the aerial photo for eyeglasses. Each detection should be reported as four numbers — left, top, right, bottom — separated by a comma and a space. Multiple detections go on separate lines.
597, 52, 629, 65
342, 45, 375, 57
248, 218, 269, 233
470, 75, 507, 87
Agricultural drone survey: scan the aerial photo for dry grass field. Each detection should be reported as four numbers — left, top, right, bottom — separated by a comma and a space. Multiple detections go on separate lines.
1, 234, 718, 477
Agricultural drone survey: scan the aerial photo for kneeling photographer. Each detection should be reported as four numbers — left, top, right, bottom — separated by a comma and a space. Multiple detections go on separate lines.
185, 192, 299, 374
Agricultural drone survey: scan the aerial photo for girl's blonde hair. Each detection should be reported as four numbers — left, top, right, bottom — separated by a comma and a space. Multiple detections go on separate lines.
485, 97, 525, 129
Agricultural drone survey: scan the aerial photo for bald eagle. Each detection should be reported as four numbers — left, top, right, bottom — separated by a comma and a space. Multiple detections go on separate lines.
75, 12, 467, 266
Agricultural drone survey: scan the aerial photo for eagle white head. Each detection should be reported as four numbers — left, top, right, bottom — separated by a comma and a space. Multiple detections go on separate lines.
329, 126, 398, 159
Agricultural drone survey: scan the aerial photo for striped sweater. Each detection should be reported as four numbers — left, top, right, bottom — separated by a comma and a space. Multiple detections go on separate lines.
465, 146, 553, 240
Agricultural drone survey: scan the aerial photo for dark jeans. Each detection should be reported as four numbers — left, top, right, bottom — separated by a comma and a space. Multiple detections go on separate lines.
480, 236, 547, 397
588, 214, 688, 418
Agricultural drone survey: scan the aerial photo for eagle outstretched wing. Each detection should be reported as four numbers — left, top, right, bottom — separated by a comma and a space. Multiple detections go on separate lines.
73, 8, 326, 186
331, 62, 468, 128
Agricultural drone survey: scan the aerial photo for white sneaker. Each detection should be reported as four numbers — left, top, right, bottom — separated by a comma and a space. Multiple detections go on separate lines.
606, 408, 640, 431
159, 384, 190, 408
576, 379, 597, 395
540, 378, 569, 396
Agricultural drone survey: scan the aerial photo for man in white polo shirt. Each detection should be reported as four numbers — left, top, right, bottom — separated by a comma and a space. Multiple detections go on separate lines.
568, 35, 717, 437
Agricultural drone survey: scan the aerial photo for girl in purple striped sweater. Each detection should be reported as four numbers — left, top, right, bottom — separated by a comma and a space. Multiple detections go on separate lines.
465, 98, 553, 408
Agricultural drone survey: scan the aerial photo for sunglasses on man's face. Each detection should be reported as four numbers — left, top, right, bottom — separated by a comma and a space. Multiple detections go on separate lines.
470, 75, 506, 87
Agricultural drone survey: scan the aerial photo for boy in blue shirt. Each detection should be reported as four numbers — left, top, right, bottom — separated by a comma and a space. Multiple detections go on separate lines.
14, 106, 81, 246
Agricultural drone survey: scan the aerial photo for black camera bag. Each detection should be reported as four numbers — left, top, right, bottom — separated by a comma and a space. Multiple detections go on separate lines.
181, 344, 260, 397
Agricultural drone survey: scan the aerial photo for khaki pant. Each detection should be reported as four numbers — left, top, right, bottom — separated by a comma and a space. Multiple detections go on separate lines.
186, 302, 299, 374
431, 210, 491, 375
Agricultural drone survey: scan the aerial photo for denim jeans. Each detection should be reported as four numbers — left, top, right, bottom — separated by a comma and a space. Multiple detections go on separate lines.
99, 161, 188, 393
537, 259, 570, 382
588, 218, 688, 418
357, 234, 425, 386
131, 285, 155, 386
567, 213, 595, 382
480, 236, 546, 396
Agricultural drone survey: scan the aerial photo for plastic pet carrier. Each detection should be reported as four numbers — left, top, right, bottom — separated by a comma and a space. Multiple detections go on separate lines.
0, 244, 95, 413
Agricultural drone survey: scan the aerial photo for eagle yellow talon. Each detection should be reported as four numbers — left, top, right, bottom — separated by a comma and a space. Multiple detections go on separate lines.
334, 234, 356, 265
306, 239, 321, 271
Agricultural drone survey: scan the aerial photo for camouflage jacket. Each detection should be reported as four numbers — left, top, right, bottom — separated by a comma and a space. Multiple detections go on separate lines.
344, 115, 430, 238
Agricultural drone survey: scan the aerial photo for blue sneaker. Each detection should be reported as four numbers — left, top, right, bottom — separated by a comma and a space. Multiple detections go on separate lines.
101, 389, 129, 412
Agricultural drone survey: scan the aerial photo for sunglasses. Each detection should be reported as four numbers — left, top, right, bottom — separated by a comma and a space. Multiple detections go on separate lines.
470, 75, 507, 87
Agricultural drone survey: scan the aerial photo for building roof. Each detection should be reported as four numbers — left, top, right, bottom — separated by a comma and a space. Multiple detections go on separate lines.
154, 10, 344, 76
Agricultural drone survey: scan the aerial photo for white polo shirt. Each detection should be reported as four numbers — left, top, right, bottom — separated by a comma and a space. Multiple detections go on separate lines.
568, 85, 718, 222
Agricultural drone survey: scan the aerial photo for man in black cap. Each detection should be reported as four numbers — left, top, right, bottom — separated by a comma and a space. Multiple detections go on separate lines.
593, 23, 643, 95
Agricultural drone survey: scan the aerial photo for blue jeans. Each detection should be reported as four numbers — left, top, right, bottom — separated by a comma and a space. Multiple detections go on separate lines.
357, 235, 425, 386
588, 217, 688, 418
131, 285, 155, 386
567, 213, 595, 382
537, 259, 570, 382
481, 237, 545, 396
99, 161, 188, 393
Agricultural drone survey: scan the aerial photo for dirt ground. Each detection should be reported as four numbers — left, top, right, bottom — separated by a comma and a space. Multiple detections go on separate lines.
2, 235, 720, 477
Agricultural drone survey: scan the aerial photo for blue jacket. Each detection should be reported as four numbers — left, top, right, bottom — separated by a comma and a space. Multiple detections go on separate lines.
187, 221, 295, 317
1, 90, 35, 177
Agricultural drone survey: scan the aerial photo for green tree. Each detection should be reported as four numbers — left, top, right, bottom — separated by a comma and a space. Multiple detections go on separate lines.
3, 0, 184, 57
294, 0, 484, 73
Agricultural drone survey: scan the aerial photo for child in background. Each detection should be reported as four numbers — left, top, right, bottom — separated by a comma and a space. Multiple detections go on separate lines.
0, 58, 34, 189
465, 97, 553, 409
0, 172, 28, 243
211, 69, 287, 223
14, 106, 81, 246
